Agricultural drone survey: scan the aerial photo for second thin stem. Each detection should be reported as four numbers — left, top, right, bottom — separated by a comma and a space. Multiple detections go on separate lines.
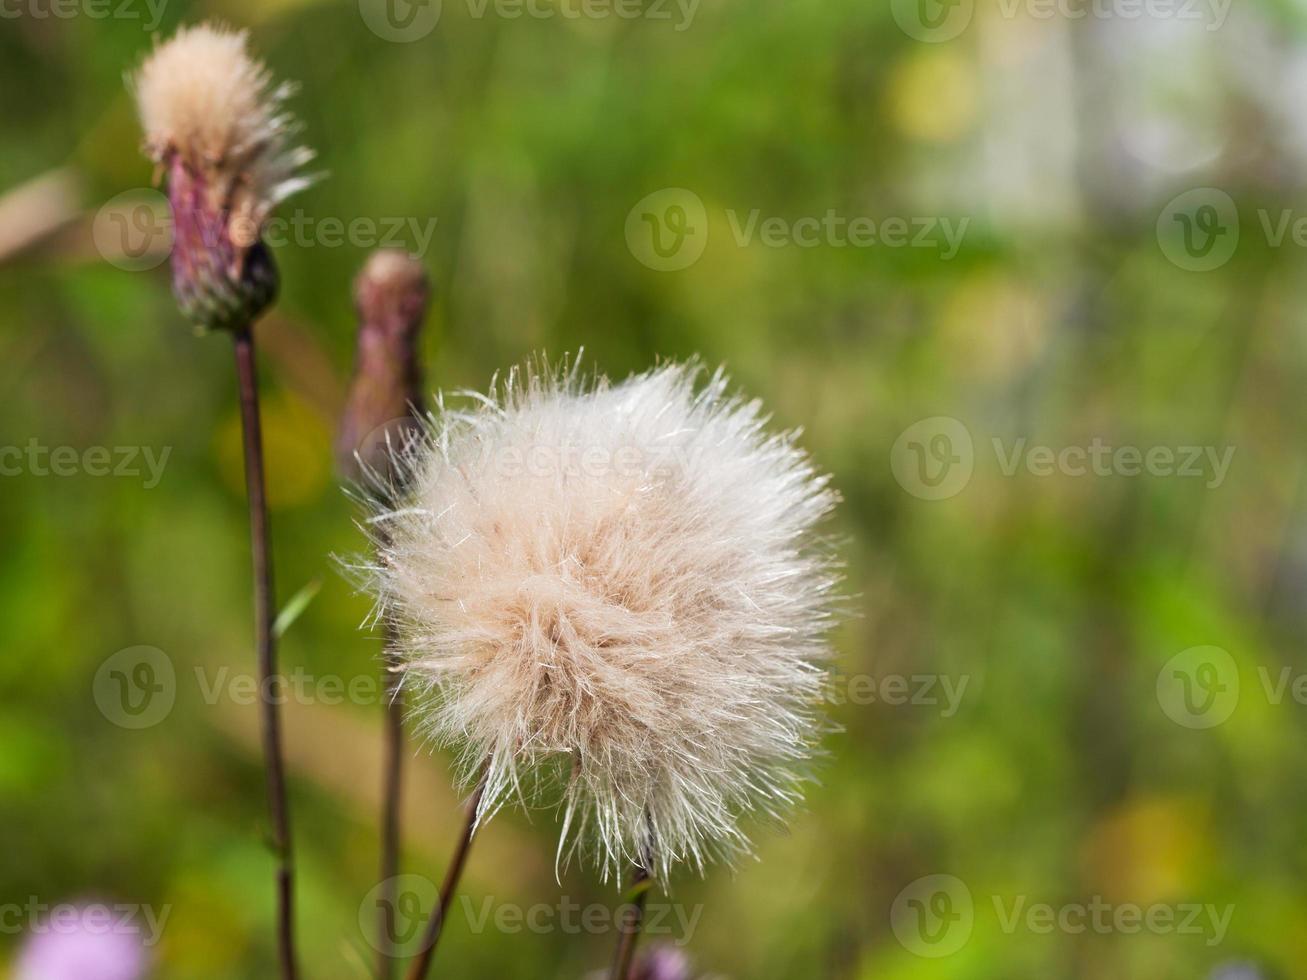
609, 863, 651, 980
377, 623, 405, 980
404, 766, 489, 980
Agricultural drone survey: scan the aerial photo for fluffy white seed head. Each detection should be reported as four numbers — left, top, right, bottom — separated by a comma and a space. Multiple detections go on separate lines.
363, 359, 840, 882
131, 23, 316, 231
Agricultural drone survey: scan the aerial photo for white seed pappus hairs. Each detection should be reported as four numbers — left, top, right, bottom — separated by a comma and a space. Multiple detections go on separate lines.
361, 357, 841, 882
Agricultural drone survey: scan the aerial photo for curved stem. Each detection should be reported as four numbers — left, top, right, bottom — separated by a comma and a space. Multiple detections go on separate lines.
233, 326, 298, 980
610, 864, 651, 980
404, 765, 489, 980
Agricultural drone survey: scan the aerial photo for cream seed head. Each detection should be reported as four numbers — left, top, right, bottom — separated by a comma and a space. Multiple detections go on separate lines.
132, 23, 315, 234
362, 358, 841, 882
129, 24, 318, 330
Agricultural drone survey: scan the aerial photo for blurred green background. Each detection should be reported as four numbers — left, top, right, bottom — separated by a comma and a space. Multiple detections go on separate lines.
3, 0, 1306, 976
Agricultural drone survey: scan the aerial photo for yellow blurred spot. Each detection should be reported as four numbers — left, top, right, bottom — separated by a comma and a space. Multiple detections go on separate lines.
1080, 796, 1209, 905
216, 391, 331, 510
939, 271, 1048, 382
887, 50, 977, 144
156, 882, 247, 974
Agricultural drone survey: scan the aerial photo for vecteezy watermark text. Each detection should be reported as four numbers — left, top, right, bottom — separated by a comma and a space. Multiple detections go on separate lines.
724, 209, 969, 259
890, 418, 1236, 501
459, 895, 702, 940
0, 900, 171, 948
93, 190, 439, 272
891, 875, 1232, 958
0, 0, 168, 30
194, 666, 383, 708
991, 438, 1234, 488
825, 672, 971, 717
232, 211, 438, 256
0, 440, 171, 488
624, 188, 970, 271
359, 876, 702, 956
989, 895, 1232, 946
359, 0, 697, 43
892, 0, 1227, 44
464, 0, 697, 28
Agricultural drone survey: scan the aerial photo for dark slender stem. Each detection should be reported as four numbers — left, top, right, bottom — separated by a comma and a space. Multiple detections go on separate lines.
377, 622, 405, 980
610, 864, 651, 980
232, 325, 298, 980
404, 767, 489, 980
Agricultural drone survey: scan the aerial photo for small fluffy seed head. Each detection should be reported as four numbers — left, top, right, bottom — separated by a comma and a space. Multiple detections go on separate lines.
363, 358, 840, 882
129, 24, 317, 329
132, 23, 315, 232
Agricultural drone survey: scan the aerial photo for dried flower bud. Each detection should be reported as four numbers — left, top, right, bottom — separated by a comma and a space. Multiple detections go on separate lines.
130, 23, 317, 331
336, 250, 431, 487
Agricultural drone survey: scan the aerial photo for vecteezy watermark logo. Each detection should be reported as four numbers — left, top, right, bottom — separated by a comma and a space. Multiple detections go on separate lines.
93, 646, 176, 729
891, 874, 974, 957
890, 417, 975, 501
359, 0, 442, 41
1157, 646, 1239, 729
891, 0, 974, 42
93, 190, 172, 272
361, 875, 439, 956
625, 188, 709, 272
1156, 188, 1239, 272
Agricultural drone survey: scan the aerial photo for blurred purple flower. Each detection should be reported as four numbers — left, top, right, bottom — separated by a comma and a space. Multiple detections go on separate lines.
584, 944, 698, 980
634, 945, 693, 980
16, 904, 148, 980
